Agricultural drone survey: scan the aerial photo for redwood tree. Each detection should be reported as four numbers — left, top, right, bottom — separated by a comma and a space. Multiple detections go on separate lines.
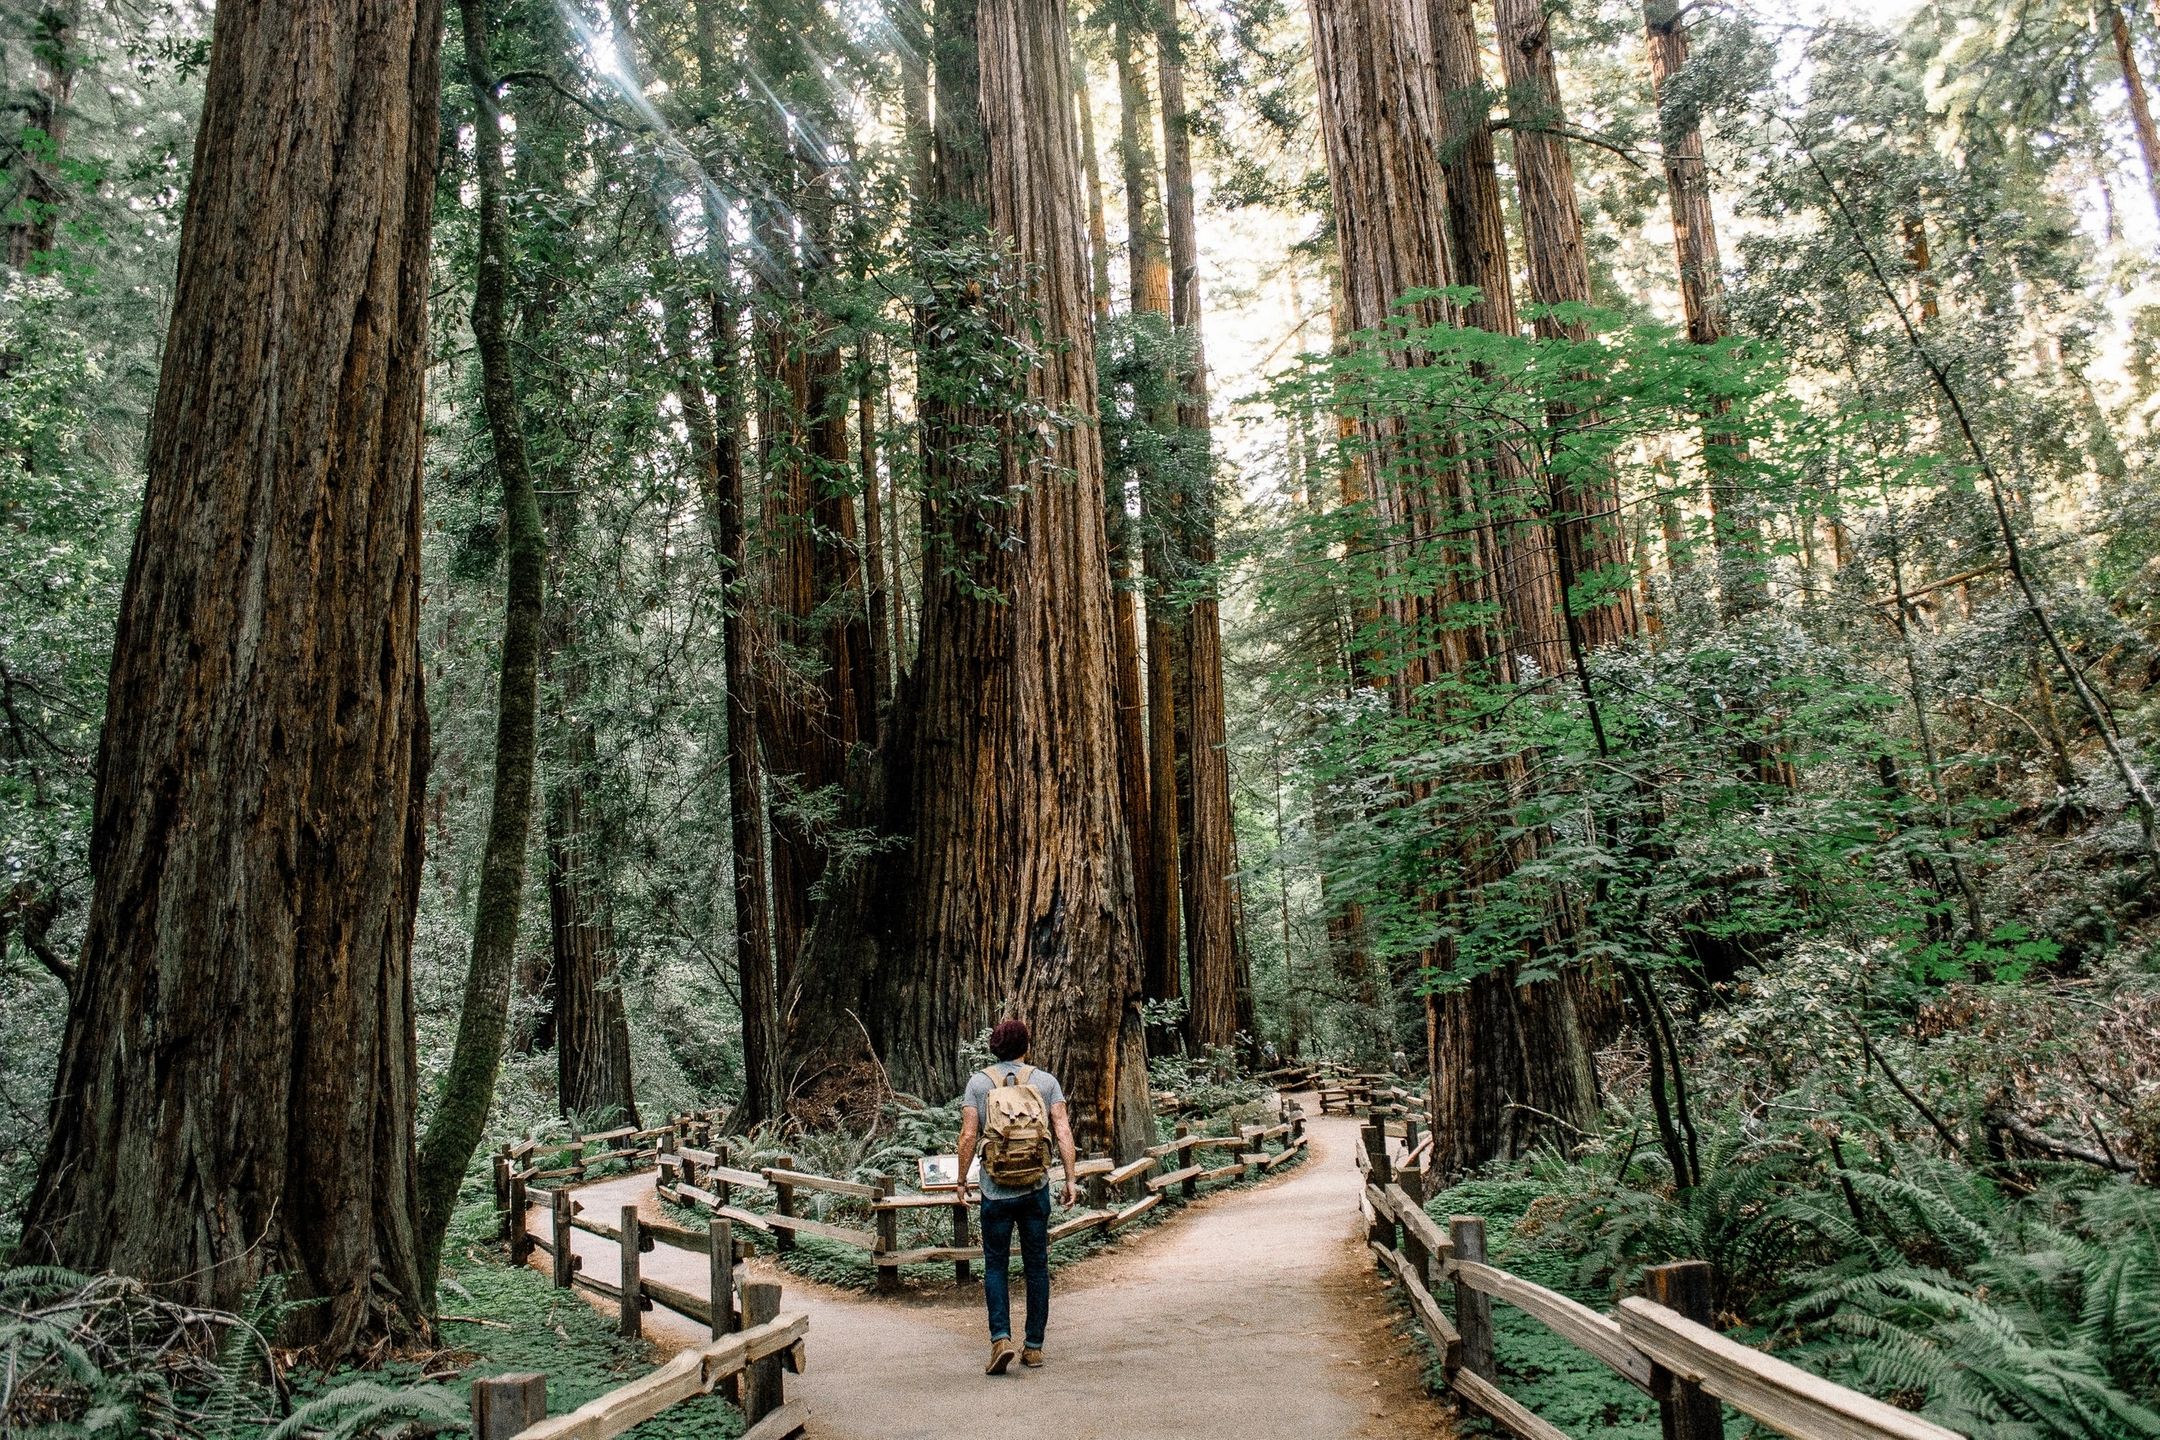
20, 0, 440, 1350
1154, 0, 1247, 1049
788, 0, 1150, 1156
1306, 0, 1596, 1174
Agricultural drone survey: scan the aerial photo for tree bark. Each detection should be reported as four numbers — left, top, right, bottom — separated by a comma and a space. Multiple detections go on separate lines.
1307, 0, 1597, 1174
1112, 19, 1185, 1013
1643, 0, 1764, 616
21, 0, 439, 1352
757, 162, 876, 995
1493, 0, 1637, 648
858, 351, 895, 704
786, 0, 1151, 1157
1154, 0, 1245, 1050
415, 0, 551, 1298
4, 0, 78, 269
1075, 46, 1115, 318
1430, 0, 1567, 679
2107, 1, 2160, 228
643, 0, 783, 1127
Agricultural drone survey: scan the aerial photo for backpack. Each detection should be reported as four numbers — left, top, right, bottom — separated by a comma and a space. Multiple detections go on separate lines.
979, 1065, 1052, 1189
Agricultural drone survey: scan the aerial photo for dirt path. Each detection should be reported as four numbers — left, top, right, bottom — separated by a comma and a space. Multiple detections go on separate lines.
525, 1101, 1450, 1440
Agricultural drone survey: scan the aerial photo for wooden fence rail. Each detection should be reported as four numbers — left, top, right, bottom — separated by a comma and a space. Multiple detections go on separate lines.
469, 1303, 808, 1440
1356, 1120, 1963, 1440
644, 1101, 1312, 1292
509, 1095, 1309, 1305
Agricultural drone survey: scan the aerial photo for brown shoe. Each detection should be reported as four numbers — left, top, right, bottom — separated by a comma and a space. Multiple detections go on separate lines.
1021, 1348, 1044, 1368
986, 1338, 1015, 1375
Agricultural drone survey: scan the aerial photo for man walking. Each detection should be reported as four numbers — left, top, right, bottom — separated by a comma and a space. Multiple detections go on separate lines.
955, 1019, 1080, 1374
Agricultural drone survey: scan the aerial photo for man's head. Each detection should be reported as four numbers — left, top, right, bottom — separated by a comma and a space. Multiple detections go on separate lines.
988, 1019, 1029, 1062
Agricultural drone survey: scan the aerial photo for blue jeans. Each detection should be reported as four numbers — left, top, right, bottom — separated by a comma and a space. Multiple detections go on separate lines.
980, 1185, 1051, 1347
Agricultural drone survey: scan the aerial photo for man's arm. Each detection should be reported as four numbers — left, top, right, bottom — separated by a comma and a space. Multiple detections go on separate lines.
1051, 1102, 1079, 1207
955, 1105, 980, 1199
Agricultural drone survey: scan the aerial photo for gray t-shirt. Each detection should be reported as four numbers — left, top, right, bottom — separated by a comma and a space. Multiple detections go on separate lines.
962, 1060, 1065, 1200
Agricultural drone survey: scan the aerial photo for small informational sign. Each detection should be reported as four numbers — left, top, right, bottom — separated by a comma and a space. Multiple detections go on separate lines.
919, 1154, 962, 1190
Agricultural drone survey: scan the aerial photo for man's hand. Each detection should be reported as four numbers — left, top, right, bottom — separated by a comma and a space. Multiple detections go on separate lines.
1060, 1180, 1080, 1208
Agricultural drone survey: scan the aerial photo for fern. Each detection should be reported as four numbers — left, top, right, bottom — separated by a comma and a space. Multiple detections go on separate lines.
263, 1381, 465, 1440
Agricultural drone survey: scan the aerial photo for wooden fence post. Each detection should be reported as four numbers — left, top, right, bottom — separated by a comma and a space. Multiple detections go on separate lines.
952, 1198, 974, 1285
619, 1205, 642, 1338
1645, 1261, 1725, 1440
1177, 1122, 1197, 1199
1291, 1104, 1306, 1144
493, 1150, 511, 1229
507, 1173, 529, 1263
874, 1176, 898, 1294
741, 1281, 783, 1422
1450, 1216, 1494, 1381
1363, 1122, 1393, 1186
771, 1154, 795, 1254
1083, 1168, 1107, 1211
471, 1372, 547, 1440
551, 1189, 573, 1289
709, 1219, 736, 1338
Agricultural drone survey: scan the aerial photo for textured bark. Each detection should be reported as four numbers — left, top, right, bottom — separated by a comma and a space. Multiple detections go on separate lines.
20, 0, 438, 1351
1075, 47, 1115, 317
1112, 18, 1184, 1011
546, 770, 638, 1125
1494, 0, 1637, 648
4, 2, 76, 268
541, 492, 634, 1129
1307, 0, 1596, 1173
2108, 1, 2160, 227
858, 354, 894, 704
787, 0, 1150, 1157
1155, 0, 1244, 1050
1430, 0, 1566, 679
416, 0, 551, 1297
655, 0, 782, 1126
706, 292, 783, 1125
757, 173, 876, 995
1644, 0, 1763, 616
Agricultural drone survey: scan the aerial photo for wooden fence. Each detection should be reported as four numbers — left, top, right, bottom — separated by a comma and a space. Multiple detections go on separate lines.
468, 1298, 808, 1440
647, 1102, 1311, 1292
1355, 1122, 1964, 1440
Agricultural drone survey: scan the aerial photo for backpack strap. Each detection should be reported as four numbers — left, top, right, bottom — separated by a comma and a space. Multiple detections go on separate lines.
1014, 1064, 1034, 1086
981, 1066, 1005, 1089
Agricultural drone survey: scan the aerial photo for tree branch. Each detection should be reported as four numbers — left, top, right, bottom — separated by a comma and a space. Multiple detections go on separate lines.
1489, 115, 1653, 171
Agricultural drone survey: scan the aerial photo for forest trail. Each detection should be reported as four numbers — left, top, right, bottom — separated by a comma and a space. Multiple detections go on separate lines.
524, 1101, 1451, 1439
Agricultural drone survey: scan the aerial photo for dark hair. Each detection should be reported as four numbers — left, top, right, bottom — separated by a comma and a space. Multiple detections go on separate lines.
988, 1019, 1029, 1062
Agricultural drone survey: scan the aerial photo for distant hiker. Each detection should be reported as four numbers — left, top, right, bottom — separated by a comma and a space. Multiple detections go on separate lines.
955, 1018, 1080, 1375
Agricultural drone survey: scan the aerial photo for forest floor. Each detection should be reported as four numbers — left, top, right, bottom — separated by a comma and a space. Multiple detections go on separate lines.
524, 1100, 1452, 1439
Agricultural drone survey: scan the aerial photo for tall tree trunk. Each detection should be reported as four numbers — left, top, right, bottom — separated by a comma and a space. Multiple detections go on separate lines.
2106, 0, 2160, 228
542, 503, 637, 1127
4, 1, 76, 268
1643, 0, 1763, 617
21, 0, 439, 1351
1112, 19, 1184, 1012
1308, 0, 1595, 1175
708, 288, 784, 1125
1154, 0, 1245, 1050
757, 166, 876, 995
787, 0, 1151, 1157
1431, 0, 1567, 679
1076, 46, 1115, 317
644, 0, 782, 1126
546, 765, 638, 1125
415, 0, 550, 1297
1494, 0, 1637, 648
859, 351, 895, 704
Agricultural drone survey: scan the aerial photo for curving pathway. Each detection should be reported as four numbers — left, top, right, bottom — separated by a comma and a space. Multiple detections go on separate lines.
524, 1098, 1451, 1440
